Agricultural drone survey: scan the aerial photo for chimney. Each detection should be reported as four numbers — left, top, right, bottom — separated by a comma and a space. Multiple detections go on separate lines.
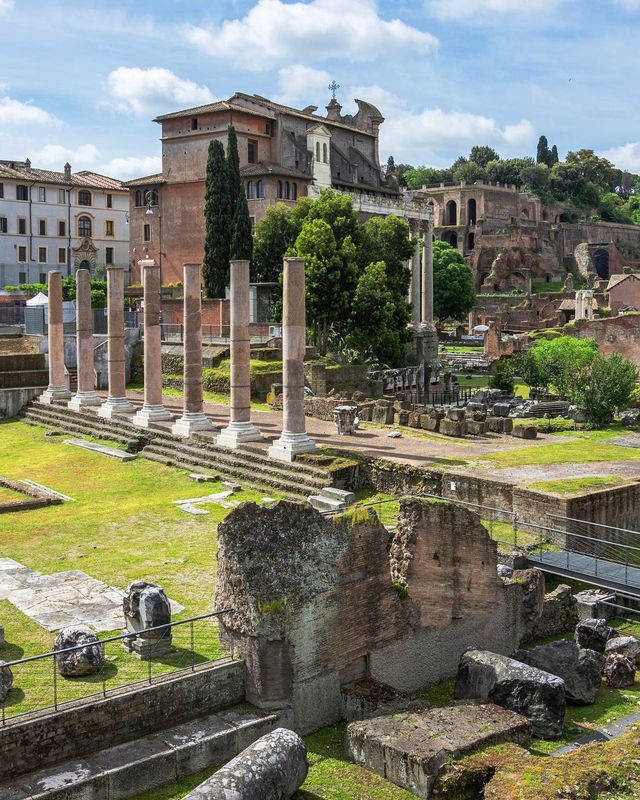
64, 162, 71, 181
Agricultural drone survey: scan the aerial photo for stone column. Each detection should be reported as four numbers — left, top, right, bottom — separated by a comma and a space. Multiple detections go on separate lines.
68, 269, 101, 411
133, 259, 172, 428
268, 258, 316, 462
421, 219, 438, 364
575, 290, 584, 321
410, 231, 421, 329
98, 267, 135, 418
217, 260, 261, 447
40, 270, 72, 404
172, 263, 215, 438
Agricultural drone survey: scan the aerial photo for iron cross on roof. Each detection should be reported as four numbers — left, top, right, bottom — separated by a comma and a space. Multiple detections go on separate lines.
328, 80, 340, 100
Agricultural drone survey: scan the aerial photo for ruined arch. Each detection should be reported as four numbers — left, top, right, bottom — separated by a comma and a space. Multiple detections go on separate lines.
467, 232, 475, 251
445, 200, 457, 226
593, 248, 610, 280
442, 231, 458, 248
467, 198, 477, 226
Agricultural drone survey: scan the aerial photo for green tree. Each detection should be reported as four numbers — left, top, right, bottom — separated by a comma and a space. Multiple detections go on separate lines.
536, 135, 550, 165
486, 157, 536, 187
550, 144, 559, 165
598, 192, 633, 224
346, 261, 403, 366
469, 145, 501, 168
252, 203, 295, 282
452, 158, 487, 184
519, 163, 550, 195
530, 336, 599, 400
512, 349, 547, 389
403, 165, 452, 189
293, 218, 358, 355
203, 139, 231, 297
489, 358, 515, 393
432, 240, 476, 321
227, 125, 253, 262
574, 353, 637, 426
565, 149, 617, 192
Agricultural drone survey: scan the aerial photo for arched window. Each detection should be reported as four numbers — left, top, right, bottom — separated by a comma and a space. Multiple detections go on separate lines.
276, 180, 283, 199
149, 189, 159, 206
445, 200, 457, 226
292, 182, 298, 201
285, 181, 290, 200
256, 180, 264, 199
316, 142, 321, 161
134, 189, 142, 207
78, 190, 92, 206
78, 216, 92, 237
467, 198, 477, 226
323, 142, 328, 163
246, 181, 255, 199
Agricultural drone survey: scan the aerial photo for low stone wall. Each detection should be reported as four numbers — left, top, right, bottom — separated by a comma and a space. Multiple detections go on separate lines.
0, 660, 245, 780
0, 386, 44, 419
0, 475, 62, 513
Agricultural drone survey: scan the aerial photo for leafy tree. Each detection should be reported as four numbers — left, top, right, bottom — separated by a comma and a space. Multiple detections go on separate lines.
432, 240, 476, 321
512, 349, 547, 389
469, 145, 501, 168
489, 358, 515, 393
403, 165, 452, 189
227, 125, 253, 262
203, 139, 231, 297
598, 192, 633, 224
549, 162, 600, 208
251, 204, 295, 282
293, 218, 358, 355
565, 149, 617, 192
346, 261, 403, 366
536, 136, 550, 165
574, 353, 637, 426
519, 163, 550, 194
452, 158, 487, 184
486, 157, 536, 187
529, 336, 599, 400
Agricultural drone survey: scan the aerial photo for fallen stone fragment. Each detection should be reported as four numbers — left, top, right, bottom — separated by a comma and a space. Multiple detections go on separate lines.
603, 652, 636, 688
54, 626, 105, 677
497, 564, 514, 578
575, 618, 618, 653
454, 648, 565, 739
604, 635, 640, 667
513, 640, 603, 705
388, 430, 402, 438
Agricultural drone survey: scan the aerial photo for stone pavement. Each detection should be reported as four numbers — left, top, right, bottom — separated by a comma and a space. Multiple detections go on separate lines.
0, 558, 183, 633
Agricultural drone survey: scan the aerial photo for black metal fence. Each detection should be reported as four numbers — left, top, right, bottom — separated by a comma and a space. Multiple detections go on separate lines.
0, 307, 25, 326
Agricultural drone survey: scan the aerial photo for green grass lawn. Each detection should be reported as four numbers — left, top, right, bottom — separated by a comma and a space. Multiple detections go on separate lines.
482, 434, 640, 469
528, 476, 628, 495
0, 485, 25, 505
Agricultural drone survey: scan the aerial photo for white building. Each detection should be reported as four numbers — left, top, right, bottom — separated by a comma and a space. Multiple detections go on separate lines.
0, 159, 129, 288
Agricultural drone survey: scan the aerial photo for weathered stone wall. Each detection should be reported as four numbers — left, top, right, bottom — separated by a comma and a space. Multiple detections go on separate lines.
0, 661, 245, 780
216, 499, 541, 734
570, 313, 640, 368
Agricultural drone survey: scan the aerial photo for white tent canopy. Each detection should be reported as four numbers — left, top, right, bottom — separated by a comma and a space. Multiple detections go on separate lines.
26, 292, 48, 306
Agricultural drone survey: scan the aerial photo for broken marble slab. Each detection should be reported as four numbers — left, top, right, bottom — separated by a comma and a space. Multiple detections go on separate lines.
63, 439, 137, 461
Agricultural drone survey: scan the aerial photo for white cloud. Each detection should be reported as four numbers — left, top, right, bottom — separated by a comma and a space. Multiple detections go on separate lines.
0, 1, 14, 15
185, 0, 437, 70
0, 82, 7, 93
600, 143, 640, 172
105, 67, 215, 115
349, 85, 536, 163
275, 65, 332, 106
99, 155, 162, 180
0, 95, 59, 126
31, 144, 101, 170
427, 0, 565, 21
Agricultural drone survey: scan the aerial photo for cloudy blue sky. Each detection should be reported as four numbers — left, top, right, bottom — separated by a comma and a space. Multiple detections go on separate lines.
1, 0, 639, 179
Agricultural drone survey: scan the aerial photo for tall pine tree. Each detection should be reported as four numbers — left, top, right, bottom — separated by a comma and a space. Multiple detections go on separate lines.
203, 139, 231, 298
227, 125, 253, 262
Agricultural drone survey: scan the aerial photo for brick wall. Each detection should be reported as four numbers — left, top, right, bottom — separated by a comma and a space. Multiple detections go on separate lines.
570, 313, 640, 367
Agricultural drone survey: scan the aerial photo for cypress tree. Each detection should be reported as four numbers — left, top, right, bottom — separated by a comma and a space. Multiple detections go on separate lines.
227, 124, 253, 261
203, 139, 231, 298
536, 135, 550, 165
550, 144, 559, 165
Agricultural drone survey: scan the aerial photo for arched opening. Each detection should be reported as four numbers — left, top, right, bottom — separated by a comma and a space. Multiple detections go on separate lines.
246, 181, 255, 199
323, 142, 328, 163
256, 180, 264, 199
442, 231, 458, 248
467, 232, 475, 251
445, 200, 457, 226
467, 198, 477, 226
593, 248, 610, 280
78, 216, 92, 238
542, 210, 549, 221
276, 180, 283, 199
79, 259, 91, 271
292, 182, 298, 201
285, 181, 290, 200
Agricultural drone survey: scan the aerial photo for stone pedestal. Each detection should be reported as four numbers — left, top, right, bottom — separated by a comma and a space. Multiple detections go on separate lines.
133, 260, 172, 428
333, 405, 357, 435
122, 580, 172, 659
172, 263, 214, 438
69, 269, 101, 411
217, 260, 261, 448
40, 270, 72, 404
268, 258, 316, 462
99, 267, 135, 419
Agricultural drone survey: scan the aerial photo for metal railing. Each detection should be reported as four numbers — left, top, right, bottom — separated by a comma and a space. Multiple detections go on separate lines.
157, 323, 271, 345
0, 609, 233, 726
0, 307, 26, 326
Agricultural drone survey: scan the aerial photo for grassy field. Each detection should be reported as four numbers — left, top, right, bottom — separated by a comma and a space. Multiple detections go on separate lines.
128, 383, 271, 412
528, 476, 628, 495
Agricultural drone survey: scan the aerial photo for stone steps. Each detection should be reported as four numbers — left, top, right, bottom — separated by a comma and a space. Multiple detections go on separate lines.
0, 703, 281, 800
21, 405, 146, 451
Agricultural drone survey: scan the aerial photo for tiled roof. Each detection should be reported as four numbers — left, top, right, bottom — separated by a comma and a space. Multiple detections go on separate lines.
154, 100, 275, 122
606, 273, 639, 291
122, 173, 165, 187
0, 161, 124, 190
240, 162, 309, 180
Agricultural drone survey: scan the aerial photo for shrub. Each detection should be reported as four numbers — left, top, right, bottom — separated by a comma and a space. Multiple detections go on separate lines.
489, 359, 515, 393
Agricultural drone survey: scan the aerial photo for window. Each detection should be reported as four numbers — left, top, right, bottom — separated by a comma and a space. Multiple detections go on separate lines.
292, 182, 298, 201
58, 220, 66, 237
246, 181, 254, 199
16, 185, 28, 201
106, 247, 114, 265
17, 246, 27, 263
148, 189, 158, 206
276, 180, 283, 199
78, 216, 92, 237
106, 193, 113, 208
315, 142, 320, 161
135, 189, 143, 207
38, 219, 46, 236
143, 223, 151, 242
323, 142, 328, 163
17, 218, 26, 235
58, 247, 66, 264
78, 190, 92, 206
247, 139, 258, 164
19, 271, 26, 284
285, 181, 290, 200
58, 189, 66, 204
0, 217, 6, 233
39, 273, 46, 284
0, 183, 3, 198
105, 220, 114, 237
38, 187, 46, 202
256, 180, 264, 199
191, 118, 198, 131
249, 216, 255, 227
38, 247, 47, 264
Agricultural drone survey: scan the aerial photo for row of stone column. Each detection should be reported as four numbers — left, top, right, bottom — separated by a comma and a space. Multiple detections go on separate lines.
40, 258, 315, 462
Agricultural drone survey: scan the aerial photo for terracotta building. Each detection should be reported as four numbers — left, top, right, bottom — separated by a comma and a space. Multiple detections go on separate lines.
125, 91, 397, 285
607, 272, 640, 313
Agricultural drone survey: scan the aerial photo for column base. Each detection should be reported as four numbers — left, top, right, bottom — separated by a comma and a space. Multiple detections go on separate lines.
68, 392, 102, 412
171, 411, 216, 438
39, 386, 72, 405
98, 396, 136, 419
268, 431, 316, 462
419, 322, 439, 364
132, 404, 173, 428
216, 421, 263, 449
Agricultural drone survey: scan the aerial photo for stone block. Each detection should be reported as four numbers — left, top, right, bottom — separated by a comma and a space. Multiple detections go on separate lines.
358, 406, 372, 422
603, 652, 635, 688
604, 635, 640, 667
454, 648, 566, 739
513, 640, 603, 705
491, 403, 511, 417
372, 405, 394, 426
575, 590, 616, 621
466, 401, 487, 413
465, 420, 486, 436
54, 626, 105, 677
340, 679, 415, 722
575, 618, 618, 653
512, 425, 537, 439
446, 407, 465, 422
502, 417, 513, 434
408, 411, 422, 428
440, 419, 464, 437
422, 416, 440, 432
396, 410, 410, 426
419, 414, 432, 429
